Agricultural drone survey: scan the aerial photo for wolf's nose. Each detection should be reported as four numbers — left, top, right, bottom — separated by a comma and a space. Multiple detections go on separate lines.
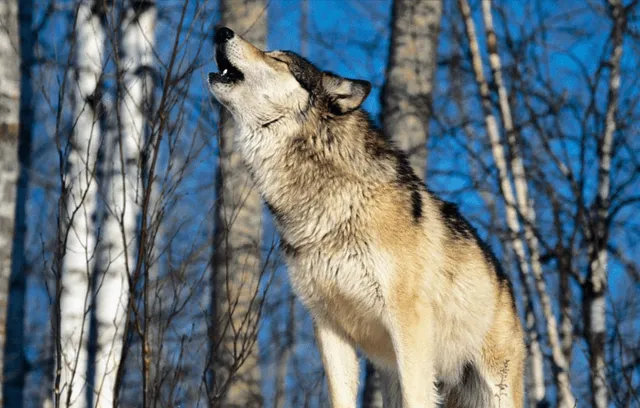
215, 27, 234, 44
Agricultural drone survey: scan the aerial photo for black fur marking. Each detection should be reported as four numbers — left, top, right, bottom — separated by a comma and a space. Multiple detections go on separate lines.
360, 118, 424, 223
328, 101, 345, 116
326, 128, 335, 148
394, 150, 421, 186
282, 51, 322, 93
264, 199, 282, 222
440, 200, 510, 284
262, 116, 284, 128
394, 149, 423, 223
440, 202, 474, 240
279, 238, 298, 257
411, 189, 423, 220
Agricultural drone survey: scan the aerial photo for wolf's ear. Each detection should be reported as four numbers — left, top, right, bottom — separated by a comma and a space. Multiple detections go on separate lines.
322, 73, 372, 114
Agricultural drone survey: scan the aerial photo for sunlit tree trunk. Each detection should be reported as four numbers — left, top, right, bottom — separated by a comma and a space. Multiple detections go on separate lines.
0, 0, 21, 405
585, 1, 623, 407
363, 1, 442, 405
59, 2, 105, 406
3, 0, 34, 406
478, 0, 574, 405
211, 1, 267, 406
93, 1, 156, 406
381, 0, 442, 178
459, 0, 576, 405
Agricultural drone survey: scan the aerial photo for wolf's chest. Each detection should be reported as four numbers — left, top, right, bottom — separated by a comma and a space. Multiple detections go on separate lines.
285, 246, 390, 321
285, 247, 399, 365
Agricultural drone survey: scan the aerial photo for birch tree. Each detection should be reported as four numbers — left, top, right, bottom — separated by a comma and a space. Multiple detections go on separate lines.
381, 0, 442, 178
4, 0, 34, 406
0, 1, 20, 405
477, 0, 552, 404
362, 1, 442, 405
210, 1, 267, 406
584, 1, 624, 406
93, 1, 156, 406
59, 2, 105, 406
458, 0, 577, 405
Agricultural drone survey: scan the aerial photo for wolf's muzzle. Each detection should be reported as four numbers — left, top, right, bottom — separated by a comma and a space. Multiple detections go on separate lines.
209, 27, 244, 85
215, 27, 234, 44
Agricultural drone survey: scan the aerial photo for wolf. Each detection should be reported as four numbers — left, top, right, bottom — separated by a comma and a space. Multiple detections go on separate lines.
208, 27, 525, 408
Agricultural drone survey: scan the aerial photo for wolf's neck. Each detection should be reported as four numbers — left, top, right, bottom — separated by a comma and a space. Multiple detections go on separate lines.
235, 121, 373, 247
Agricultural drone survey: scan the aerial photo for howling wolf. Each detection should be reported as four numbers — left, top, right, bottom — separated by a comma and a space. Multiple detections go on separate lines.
208, 26, 524, 408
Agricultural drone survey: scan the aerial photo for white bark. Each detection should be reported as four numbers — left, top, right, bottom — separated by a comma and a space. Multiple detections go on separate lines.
382, 0, 442, 177
459, 0, 575, 407
586, 2, 623, 407
525, 308, 546, 407
211, 1, 266, 406
451, 45, 547, 406
0, 1, 20, 406
479, 1, 576, 406
59, 2, 104, 406
5, 0, 34, 406
93, 2, 156, 406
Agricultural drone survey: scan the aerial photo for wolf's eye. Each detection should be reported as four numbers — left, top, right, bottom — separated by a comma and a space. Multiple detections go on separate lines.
271, 56, 288, 65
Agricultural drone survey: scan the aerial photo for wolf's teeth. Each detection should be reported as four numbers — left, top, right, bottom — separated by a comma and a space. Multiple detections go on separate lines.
222, 68, 228, 76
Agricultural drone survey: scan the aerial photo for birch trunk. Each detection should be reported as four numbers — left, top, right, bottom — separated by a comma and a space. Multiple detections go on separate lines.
211, 1, 266, 406
93, 2, 156, 406
0, 1, 20, 406
362, 1, 442, 403
59, 2, 105, 406
381, 0, 442, 178
450, 48, 547, 407
4, 0, 34, 406
477, 1, 576, 406
585, 1, 623, 406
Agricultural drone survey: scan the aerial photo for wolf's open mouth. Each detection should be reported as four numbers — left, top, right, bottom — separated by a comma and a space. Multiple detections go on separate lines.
209, 47, 244, 85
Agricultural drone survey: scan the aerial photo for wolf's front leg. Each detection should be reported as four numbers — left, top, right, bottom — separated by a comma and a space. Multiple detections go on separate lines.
389, 308, 438, 407
314, 321, 359, 408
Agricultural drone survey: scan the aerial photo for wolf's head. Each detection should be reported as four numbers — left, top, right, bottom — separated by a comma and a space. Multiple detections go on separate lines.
208, 27, 371, 131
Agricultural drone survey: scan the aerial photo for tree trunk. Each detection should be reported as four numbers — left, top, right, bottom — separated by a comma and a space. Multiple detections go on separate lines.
210, 1, 266, 407
478, 0, 576, 405
59, 2, 105, 406
0, 0, 21, 406
585, 1, 623, 407
363, 1, 442, 404
3, 0, 34, 406
381, 0, 442, 178
459, 0, 576, 405
93, 1, 156, 407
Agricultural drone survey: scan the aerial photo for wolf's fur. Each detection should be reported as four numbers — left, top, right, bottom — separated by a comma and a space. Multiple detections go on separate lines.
208, 28, 525, 408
